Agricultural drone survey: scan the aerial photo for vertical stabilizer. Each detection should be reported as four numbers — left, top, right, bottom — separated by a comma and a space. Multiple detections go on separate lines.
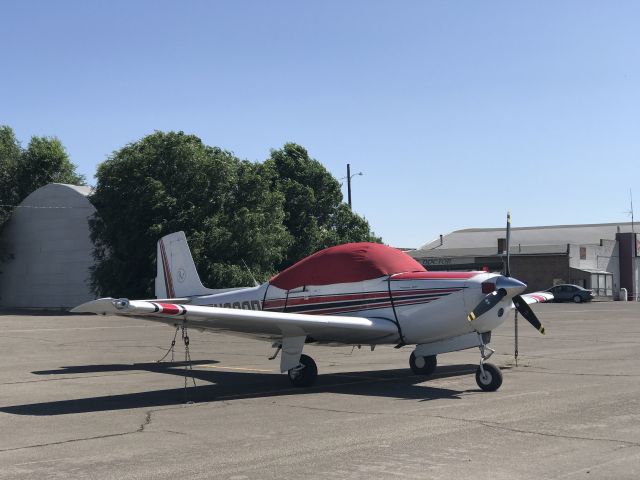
155, 231, 215, 298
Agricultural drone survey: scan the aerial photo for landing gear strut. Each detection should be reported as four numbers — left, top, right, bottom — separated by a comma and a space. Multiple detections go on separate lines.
287, 354, 318, 387
475, 334, 502, 391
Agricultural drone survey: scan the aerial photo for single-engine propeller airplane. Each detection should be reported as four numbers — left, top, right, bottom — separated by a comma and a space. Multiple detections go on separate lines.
73, 213, 552, 391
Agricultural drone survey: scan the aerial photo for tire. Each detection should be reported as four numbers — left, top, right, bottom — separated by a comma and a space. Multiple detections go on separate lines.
409, 352, 437, 375
287, 354, 318, 387
475, 363, 503, 392
573, 295, 582, 303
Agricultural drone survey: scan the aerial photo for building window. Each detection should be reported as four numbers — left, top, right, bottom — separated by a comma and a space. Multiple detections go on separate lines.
590, 273, 613, 296
497, 238, 506, 254
580, 247, 586, 260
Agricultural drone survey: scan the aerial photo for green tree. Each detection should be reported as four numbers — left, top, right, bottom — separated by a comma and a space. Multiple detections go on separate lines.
322, 203, 382, 246
16, 135, 85, 200
89, 131, 290, 298
0, 126, 85, 265
266, 143, 379, 269
0, 126, 21, 229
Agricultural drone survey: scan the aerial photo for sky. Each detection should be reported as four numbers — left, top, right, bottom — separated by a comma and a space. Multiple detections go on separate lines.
2, 0, 639, 248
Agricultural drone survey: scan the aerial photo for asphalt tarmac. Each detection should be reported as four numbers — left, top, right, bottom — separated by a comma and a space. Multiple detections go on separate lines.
1, 301, 639, 479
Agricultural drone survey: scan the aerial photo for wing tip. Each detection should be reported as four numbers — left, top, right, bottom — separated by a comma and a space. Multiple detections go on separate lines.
70, 298, 117, 315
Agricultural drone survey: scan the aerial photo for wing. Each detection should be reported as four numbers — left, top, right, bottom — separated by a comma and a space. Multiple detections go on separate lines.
72, 298, 399, 344
519, 291, 554, 305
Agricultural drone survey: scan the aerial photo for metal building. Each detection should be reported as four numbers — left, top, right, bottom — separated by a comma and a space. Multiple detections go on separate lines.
0, 183, 96, 309
409, 223, 640, 300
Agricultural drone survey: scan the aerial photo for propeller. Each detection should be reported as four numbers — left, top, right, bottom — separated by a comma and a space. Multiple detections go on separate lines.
467, 289, 506, 322
467, 212, 546, 335
512, 295, 546, 335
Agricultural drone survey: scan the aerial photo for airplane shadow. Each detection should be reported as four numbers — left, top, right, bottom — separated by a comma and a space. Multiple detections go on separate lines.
1, 361, 479, 416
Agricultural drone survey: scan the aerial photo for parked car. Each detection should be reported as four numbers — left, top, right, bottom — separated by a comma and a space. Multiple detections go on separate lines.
545, 284, 594, 303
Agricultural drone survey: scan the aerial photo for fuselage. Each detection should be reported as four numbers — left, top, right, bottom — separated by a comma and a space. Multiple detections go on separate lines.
184, 271, 515, 345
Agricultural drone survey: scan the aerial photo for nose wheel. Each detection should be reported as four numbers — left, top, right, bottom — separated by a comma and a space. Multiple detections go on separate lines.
476, 363, 502, 391
287, 354, 318, 387
475, 334, 503, 391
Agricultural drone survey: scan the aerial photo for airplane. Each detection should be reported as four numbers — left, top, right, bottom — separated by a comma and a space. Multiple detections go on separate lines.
73, 213, 552, 392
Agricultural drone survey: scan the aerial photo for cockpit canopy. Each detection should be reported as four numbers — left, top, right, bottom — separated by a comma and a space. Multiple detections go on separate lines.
270, 242, 426, 290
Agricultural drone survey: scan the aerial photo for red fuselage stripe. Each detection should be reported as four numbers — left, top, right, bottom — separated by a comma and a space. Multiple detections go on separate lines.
262, 287, 465, 315
158, 303, 182, 315
264, 287, 463, 309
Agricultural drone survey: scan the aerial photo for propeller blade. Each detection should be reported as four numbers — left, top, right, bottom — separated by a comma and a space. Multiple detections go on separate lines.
512, 295, 546, 335
467, 289, 506, 322
505, 211, 511, 277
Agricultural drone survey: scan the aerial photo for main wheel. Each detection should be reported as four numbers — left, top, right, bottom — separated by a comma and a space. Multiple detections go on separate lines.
287, 354, 318, 387
475, 363, 503, 391
409, 352, 437, 375
573, 295, 582, 303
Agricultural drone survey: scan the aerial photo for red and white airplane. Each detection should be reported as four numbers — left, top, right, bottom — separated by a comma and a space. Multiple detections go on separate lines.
73, 216, 552, 391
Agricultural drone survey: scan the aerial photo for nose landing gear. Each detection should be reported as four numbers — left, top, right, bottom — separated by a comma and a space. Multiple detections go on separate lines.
475, 335, 502, 391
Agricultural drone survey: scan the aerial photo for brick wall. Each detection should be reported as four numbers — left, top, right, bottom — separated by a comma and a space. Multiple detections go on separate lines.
509, 255, 570, 293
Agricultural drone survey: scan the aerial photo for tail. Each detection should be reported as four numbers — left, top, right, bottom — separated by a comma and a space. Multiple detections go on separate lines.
155, 231, 217, 298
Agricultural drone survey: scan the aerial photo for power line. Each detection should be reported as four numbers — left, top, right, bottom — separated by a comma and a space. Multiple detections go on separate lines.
0, 204, 93, 210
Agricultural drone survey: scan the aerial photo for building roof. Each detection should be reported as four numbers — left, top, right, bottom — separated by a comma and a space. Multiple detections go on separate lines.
411, 244, 569, 259
417, 222, 636, 253
270, 242, 426, 290
20, 183, 93, 208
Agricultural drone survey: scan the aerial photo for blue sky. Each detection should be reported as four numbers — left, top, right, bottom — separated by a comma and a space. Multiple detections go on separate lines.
2, 1, 639, 247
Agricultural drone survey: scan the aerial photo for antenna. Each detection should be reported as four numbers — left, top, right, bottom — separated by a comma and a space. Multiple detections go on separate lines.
241, 259, 260, 287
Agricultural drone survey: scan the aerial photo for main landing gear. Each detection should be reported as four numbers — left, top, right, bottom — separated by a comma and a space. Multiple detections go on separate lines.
475, 335, 503, 392
409, 352, 437, 375
269, 340, 319, 388
287, 354, 318, 387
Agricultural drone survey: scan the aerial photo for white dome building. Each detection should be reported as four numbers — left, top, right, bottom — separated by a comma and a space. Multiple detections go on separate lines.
0, 183, 96, 309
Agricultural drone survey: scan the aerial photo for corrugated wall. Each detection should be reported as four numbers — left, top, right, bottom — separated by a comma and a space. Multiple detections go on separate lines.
0, 184, 96, 309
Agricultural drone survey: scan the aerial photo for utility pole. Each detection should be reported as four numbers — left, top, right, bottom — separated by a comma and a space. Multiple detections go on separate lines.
344, 164, 363, 209
347, 163, 352, 209
514, 310, 519, 367
632, 189, 638, 301
630, 188, 635, 235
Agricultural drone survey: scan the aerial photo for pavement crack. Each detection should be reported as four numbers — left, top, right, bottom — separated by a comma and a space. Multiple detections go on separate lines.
0, 335, 58, 344
0, 431, 138, 453
272, 403, 379, 416
138, 411, 153, 432
0, 408, 176, 453
518, 369, 640, 378
428, 414, 640, 448
1, 372, 147, 385
271, 403, 640, 448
